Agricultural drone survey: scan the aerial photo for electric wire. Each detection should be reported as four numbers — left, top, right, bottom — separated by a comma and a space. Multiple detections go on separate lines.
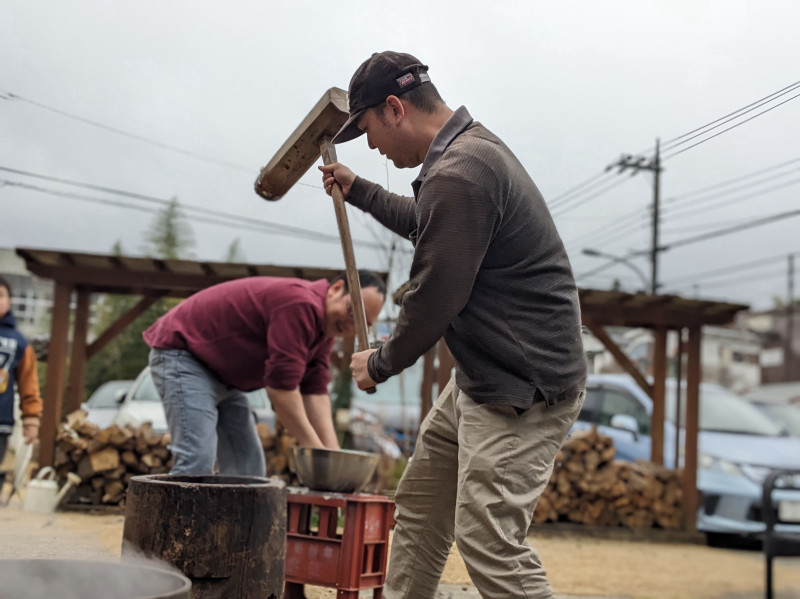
1, 178, 408, 253
0, 165, 389, 250
662, 251, 798, 286
660, 80, 800, 153
669, 268, 788, 292
0, 91, 323, 190
662, 90, 800, 161
631, 208, 800, 256
549, 176, 631, 218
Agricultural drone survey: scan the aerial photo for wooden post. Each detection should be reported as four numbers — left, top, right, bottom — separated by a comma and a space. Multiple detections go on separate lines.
683, 325, 702, 532
583, 318, 653, 397
650, 326, 668, 466
40, 281, 73, 468
66, 288, 90, 414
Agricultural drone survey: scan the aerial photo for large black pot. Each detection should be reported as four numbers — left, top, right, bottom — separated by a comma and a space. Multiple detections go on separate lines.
0, 559, 191, 598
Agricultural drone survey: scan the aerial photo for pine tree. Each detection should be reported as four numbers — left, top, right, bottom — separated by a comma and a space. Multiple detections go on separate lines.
84, 203, 193, 398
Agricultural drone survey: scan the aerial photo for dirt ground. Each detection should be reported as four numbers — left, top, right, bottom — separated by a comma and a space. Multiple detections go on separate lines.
1, 498, 800, 599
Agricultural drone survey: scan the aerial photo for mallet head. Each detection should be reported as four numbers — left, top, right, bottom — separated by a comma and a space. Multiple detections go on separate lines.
254, 87, 349, 201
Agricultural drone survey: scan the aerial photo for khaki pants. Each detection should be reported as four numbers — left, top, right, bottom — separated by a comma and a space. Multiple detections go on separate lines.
384, 377, 584, 599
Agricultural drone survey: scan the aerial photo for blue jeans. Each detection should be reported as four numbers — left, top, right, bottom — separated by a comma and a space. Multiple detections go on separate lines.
149, 348, 266, 476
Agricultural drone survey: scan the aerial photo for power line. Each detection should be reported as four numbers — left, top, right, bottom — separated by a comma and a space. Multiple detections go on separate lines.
662, 157, 800, 207
549, 176, 631, 218
547, 170, 612, 209
0, 91, 324, 190
563, 206, 649, 251
661, 80, 800, 153
659, 216, 755, 235
0, 165, 385, 249
663, 251, 799, 286
632, 208, 800, 255
660, 176, 800, 224
671, 268, 787, 292
1, 178, 403, 252
662, 90, 800, 161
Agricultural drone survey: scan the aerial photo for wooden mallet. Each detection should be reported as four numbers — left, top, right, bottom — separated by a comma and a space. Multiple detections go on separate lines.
254, 87, 377, 393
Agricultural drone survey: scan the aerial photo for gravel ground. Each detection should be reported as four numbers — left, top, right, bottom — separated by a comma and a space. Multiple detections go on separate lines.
1, 500, 800, 599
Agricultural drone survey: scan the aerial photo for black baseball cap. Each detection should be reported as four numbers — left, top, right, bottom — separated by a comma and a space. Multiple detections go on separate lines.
332, 51, 431, 144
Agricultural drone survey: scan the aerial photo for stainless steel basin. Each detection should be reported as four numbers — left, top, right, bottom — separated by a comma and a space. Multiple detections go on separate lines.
291, 447, 379, 493
0, 559, 191, 598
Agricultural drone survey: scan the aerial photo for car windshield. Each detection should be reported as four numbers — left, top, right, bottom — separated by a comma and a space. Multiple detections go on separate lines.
245, 389, 267, 408
757, 403, 800, 437
86, 381, 132, 408
131, 373, 161, 402
666, 385, 784, 436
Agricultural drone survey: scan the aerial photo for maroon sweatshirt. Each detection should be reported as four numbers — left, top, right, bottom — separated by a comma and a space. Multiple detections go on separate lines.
143, 277, 334, 394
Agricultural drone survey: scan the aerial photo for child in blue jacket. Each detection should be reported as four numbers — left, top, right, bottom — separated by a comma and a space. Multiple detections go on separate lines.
0, 276, 42, 486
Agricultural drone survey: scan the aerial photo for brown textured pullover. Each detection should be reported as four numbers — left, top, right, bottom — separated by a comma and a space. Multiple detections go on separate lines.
347, 107, 586, 410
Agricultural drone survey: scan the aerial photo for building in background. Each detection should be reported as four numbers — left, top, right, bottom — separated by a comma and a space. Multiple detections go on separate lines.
588, 324, 763, 394
744, 308, 800, 384
0, 248, 53, 339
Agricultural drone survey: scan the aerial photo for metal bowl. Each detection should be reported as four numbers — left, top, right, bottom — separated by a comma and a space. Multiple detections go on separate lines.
291, 447, 379, 493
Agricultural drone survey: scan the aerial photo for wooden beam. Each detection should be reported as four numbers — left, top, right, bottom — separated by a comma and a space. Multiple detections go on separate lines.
683, 325, 702, 532
582, 304, 743, 328
583, 318, 653, 397
24, 263, 234, 294
40, 282, 72, 468
66, 288, 91, 414
650, 326, 668, 466
86, 295, 164, 359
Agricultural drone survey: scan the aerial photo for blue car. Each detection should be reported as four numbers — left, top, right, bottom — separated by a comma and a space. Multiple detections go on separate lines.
573, 374, 800, 538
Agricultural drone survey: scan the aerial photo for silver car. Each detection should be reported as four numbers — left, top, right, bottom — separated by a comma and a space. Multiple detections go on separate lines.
573, 374, 800, 540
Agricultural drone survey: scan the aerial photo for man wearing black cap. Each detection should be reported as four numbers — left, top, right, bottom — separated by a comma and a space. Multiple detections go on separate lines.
320, 51, 586, 599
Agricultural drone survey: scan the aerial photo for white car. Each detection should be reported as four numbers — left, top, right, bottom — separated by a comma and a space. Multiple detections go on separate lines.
81, 379, 135, 430
113, 367, 274, 435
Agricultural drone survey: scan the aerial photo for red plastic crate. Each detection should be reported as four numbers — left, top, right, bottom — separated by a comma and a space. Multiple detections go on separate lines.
283, 490, 395, 599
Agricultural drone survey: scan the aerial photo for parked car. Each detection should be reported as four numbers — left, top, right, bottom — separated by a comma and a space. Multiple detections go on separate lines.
749, 398, 800, 437
81, 379, 135, 429
573, 373, 800, 539
112, 367, 402, 457
113, 367, 275, 434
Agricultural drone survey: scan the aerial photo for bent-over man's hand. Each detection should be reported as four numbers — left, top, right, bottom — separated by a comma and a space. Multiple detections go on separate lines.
350, 349, 378, 390
319, 163, 356, 198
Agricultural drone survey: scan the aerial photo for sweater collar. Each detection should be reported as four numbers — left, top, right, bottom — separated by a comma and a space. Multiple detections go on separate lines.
412, 106, 473, 197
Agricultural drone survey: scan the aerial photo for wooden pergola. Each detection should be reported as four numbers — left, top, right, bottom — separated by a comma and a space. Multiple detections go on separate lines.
16, 247, 386, 474
21, 245, 749, 531
412, 286, 749, 531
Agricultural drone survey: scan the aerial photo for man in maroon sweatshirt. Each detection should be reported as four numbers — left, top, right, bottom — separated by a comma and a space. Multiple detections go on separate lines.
143, 271, 385, 475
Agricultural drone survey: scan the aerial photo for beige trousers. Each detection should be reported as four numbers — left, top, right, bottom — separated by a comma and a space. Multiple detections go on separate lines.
384, 377, 585, 599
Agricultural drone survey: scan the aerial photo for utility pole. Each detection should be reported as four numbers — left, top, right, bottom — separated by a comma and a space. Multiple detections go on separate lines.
788, 254, 795, 381
607, 138, 662, 294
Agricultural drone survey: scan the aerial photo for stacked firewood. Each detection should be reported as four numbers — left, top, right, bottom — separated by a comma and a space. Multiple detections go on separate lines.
55, 410, 172, 507
257, 422, 300, 486
532, 427, 684, 529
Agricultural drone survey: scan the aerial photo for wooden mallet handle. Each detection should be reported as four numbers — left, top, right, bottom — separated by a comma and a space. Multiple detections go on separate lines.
319, 137, 376, 394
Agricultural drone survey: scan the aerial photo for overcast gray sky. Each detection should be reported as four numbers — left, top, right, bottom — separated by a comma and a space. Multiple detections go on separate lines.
1, 1, 798, 311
